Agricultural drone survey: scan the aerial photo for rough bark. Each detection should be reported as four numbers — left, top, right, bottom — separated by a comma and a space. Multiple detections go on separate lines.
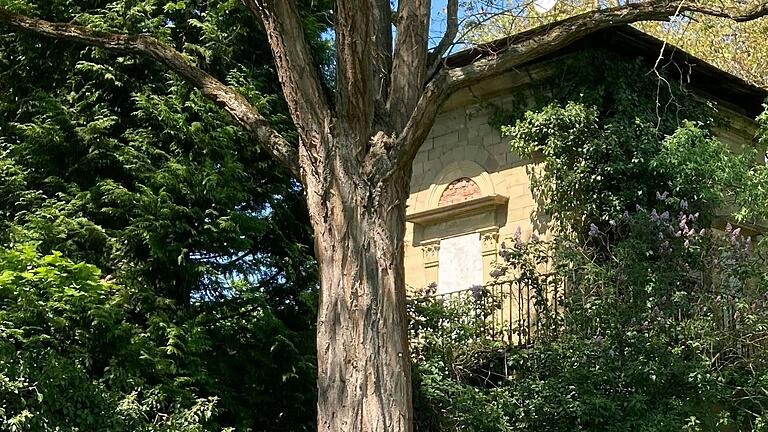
244, 0, 331, 149
300, 130, 413, 432
388, 0, 430, 130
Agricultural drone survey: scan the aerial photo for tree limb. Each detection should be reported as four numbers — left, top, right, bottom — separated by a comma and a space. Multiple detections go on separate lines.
0, 7, 300, 175
448, 0, 768, 91
243, 0, 331, 149
393, 0, 768, 170
388, 0, 431, 130
426, 0, 459, 79
334, 0, 380, 152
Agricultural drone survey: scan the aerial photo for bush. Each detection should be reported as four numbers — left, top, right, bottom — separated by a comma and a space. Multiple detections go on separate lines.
0, 244, 317, 431
411, 202, 768, 431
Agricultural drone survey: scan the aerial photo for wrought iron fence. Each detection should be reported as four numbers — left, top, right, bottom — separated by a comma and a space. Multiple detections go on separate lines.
410, 274, 566, 347
410, 274, 767, 362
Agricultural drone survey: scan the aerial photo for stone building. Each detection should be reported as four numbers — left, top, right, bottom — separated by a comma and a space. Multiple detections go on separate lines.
404, 26, 768, 295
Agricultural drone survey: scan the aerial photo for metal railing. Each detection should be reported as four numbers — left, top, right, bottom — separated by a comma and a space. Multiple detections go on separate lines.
410, 274, 566, 347
411, 275, 767, 362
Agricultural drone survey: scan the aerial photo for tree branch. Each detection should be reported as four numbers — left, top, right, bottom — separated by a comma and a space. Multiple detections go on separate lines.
388, 0, 431, 130
0, 7, 300, 175
426, 0, 459, 79
447, 1, 768, 92
392, 0, 768, 170
333, 0, 387, 153
243, 0, 331, 149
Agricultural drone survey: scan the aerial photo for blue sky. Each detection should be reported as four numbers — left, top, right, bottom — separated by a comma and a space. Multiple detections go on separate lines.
430, 0, 449, 48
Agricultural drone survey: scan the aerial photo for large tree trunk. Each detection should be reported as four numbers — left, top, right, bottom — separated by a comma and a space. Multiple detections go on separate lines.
303, 139, 414, 432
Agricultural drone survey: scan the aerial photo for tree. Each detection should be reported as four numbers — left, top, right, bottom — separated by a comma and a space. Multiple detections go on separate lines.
1, 1, 767, 430
0, 1, 326, 428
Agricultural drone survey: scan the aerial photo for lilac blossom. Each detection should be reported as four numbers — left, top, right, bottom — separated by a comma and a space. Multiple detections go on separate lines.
514, 225, 524, 249
650, 209, 659, 222
470, 284, 484, 301
588, 223, 600, 237
489, 268, 506, 278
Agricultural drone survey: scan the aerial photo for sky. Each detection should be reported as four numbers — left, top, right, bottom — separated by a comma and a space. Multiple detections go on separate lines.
429, 0, 450, 49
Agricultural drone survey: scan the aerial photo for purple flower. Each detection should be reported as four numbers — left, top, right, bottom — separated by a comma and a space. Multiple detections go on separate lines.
514, 225, 524, 249
726, 222, 733, 234
680, 199, 688, 210
470, 285, 484, 300
656, 191, 669, 201
425, 282, 438, 296
489, 268, 506, 278
660, 211, 670, 221
588, 223, 600, 237
650, 209, 659, 222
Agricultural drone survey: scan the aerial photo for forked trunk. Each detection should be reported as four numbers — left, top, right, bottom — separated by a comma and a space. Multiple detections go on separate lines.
304, 148, 413, 432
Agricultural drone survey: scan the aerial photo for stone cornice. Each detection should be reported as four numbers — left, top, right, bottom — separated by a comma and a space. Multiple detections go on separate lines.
406, 194, 508, 226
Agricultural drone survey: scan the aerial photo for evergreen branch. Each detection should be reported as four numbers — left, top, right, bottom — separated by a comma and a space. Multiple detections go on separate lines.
0, 7, 300, 176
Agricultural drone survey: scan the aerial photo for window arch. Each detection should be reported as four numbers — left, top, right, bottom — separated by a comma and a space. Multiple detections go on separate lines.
438, 177, 482, 206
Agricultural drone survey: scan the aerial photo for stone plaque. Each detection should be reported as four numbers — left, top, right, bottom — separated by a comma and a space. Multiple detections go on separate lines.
438, 232, 483, 294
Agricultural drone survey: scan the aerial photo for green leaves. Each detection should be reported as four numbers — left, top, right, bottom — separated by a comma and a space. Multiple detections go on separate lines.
499, 50, 764, 237
0, 1, 330, 429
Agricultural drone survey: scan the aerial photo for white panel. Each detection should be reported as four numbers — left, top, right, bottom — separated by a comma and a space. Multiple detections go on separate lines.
438, 233, 483, 294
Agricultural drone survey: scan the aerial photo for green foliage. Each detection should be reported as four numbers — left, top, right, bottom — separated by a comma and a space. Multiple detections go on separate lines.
653, 123, 768, 222
497, 50, 751, 233
0, 0, 331, 429
0, 245, 215, 431
0, 244, 317, 431
0, 0, 324, 302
